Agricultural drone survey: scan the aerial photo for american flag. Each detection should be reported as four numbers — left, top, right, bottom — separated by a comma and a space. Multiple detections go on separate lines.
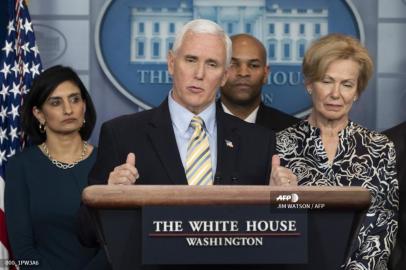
0, 0, 42, 265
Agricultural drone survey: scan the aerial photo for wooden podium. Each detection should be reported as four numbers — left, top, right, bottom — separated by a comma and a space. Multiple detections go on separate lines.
82, 185, 371, 270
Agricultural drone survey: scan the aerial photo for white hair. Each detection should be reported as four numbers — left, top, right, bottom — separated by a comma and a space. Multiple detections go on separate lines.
171, 19, 232, 67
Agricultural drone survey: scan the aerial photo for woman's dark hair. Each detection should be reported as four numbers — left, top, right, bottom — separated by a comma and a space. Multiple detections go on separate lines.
22, 65, 97, 144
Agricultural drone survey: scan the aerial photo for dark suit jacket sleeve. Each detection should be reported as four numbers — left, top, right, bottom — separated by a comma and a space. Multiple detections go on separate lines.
384, 125, 405, 181
89, 121, 123, 185
76, 207, 110, 267
256, 103, 300, 132
78, 121, 123, 249
383, 123, 406, 270
269, 130, 276, 179
262, 127, 276, 182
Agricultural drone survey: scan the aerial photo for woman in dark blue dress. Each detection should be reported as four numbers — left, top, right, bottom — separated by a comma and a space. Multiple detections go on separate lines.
5, 66, 107, 269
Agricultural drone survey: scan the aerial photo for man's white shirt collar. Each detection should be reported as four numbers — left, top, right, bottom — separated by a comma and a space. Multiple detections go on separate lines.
221, 102, 259, 124
168, 90, 216, 135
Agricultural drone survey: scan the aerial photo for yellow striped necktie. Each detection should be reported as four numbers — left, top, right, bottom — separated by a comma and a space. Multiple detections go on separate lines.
185, 116, 213, 185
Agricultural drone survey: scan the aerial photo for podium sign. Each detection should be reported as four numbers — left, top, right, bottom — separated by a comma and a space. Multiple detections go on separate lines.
142, 206, 307, 264
82, 185, 371, 270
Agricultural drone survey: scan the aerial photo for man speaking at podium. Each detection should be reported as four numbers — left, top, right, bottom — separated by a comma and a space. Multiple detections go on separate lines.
88, 19, 296, 187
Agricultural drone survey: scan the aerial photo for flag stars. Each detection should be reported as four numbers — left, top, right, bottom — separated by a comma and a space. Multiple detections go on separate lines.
7, 147, 16, 158
21, 42, 31, 56
8, 104, 20, 120
0, 106, 8, 122
9, 126, 19, 142
13, 40, 18, 53
9, 82, 21, 99
18, 18, 24, 31
0, 149, 7, 166
19, 0, 25, 9
21, 85, 29, 95
30, 62, 41, 78
0, 128, 8, 145
23, 19, 33, 34
0, 85, 9, 100
7, 20, 15, 35
1, 2, 42, 167
2, 41, 14, 58
0, 63, 11, 80
31, 43, 40, 58
22, 62, 30, 77
11, 61, 19, 77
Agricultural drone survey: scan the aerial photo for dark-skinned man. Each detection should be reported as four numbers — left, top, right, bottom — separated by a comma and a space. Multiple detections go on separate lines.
219, 34, 299, 132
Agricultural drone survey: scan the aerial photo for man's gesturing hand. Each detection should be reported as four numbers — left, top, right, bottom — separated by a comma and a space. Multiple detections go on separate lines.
108, 153, 139, 185
269, 155, 298, 186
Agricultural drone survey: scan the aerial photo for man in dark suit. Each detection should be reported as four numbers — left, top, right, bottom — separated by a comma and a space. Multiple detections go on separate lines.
90, 20, 296, 187
219, 34, 299, 132
81, 21, 297, 270
384, 121, 406, 270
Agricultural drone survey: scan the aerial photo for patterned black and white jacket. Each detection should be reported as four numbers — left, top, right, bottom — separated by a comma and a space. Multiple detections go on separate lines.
277, 120, 399, 270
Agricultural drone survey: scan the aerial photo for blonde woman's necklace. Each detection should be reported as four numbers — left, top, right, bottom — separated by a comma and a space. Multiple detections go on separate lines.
41, 141, 88, 169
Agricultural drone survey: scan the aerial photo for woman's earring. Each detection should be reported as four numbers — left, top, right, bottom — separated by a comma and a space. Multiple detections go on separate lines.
39, 122, 46, 133
307, 89, 312, 95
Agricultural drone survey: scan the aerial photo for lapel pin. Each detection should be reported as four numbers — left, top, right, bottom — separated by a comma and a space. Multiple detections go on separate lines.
225, 140, 234, 148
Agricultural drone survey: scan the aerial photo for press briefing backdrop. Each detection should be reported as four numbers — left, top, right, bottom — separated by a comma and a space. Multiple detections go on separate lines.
21, 0, 406, 143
